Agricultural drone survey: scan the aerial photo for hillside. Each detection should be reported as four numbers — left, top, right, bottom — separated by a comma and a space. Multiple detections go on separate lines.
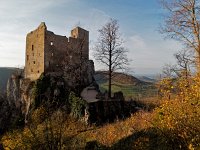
136, 76, 157, 83
0, 67, 19, 91
94, 71, 157, 99
95, 71, 146, 85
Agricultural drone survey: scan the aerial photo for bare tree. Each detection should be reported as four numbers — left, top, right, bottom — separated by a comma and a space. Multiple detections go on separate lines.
174, 49, 195, 78
162, 63, 177, 78
94, 19, 129, 98
162, 49, 195, 79
160, 0, 200, 72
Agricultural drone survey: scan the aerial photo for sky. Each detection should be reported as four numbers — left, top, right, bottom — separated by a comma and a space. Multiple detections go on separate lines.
0, 0, 183, 75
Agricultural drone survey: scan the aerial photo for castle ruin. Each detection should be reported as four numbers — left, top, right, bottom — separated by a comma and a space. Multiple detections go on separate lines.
25, 22, 94, 86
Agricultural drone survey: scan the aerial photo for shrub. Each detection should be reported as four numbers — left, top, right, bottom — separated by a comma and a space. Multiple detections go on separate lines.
68, 92, 87, 119
153, 75, 200, 149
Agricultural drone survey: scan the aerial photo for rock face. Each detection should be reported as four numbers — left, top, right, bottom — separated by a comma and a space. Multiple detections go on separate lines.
2, 59, 134, 127
20, 79, 34, 122
6, 75, 23, 125
0, 74, 28, 132
2, 61, 96, 126
7, 75, 21, 109
5, 74, 34, 124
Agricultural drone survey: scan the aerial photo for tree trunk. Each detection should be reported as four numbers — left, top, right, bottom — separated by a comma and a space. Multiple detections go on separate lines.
108, 48, 112, 99
197, 50, 200, 73
108, 71, 111, 99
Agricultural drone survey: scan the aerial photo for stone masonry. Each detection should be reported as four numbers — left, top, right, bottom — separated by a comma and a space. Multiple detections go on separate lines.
25, 22, 90, 82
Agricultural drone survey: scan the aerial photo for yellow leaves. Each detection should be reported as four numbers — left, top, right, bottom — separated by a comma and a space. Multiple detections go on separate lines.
2, 131, 24, 150
1, 75, 200, 149
188, 143, 195, 150
153, 74, 200, 148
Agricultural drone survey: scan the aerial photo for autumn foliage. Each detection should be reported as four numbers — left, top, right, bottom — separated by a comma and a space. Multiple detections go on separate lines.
1, 74, 200, 149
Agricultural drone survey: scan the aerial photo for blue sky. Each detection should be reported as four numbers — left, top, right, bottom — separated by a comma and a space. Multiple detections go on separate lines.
0, 0, 182, 75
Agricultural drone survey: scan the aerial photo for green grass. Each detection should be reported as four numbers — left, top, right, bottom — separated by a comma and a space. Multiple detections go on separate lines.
99, 82, 158, 100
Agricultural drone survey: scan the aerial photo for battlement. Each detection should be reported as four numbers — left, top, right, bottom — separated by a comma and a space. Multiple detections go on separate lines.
71, 27, 89, 40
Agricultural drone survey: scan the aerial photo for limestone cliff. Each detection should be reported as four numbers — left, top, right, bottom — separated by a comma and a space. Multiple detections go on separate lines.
7, 75, 21, 109
5, 74, 34, 124
1, 60, 131, 127
0, 74, 26, 132
20, 79, 34, 122
2, 59, 96, 127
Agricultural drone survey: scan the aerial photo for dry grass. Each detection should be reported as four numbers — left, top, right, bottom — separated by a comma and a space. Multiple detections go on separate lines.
1, 93, 200, 149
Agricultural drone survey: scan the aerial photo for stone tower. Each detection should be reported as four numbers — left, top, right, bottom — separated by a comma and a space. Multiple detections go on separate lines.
71, 27, 89, 60
25, 22, 89, 81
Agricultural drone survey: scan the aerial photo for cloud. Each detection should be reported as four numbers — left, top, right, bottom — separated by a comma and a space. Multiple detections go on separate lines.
0, 0, 184, 75
0, 0, 110, 67
0, 0, 74, 18
0, 1, 45, 66
126, 35, 147, 51
125, 34, 183, 74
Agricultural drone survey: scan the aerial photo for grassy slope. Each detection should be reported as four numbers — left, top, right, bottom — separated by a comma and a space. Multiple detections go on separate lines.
2, 96, 197, 149
2, 73, 199, 149
95, 71, 158, 99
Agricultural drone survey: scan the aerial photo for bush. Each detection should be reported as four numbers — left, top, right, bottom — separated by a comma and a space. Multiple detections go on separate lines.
69, 92, 87, 119
154, 75, 200, 149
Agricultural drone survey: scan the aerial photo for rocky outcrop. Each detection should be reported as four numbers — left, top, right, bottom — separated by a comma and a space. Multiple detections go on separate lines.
5, 74, 34, 124
2, 62, 135, 127
0, 74, 27, 132
20, 79, 34, 123
6, 75, 24, 126
7, 74, 21, 109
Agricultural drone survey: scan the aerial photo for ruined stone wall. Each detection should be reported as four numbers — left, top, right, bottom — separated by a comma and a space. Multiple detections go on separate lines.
44, 28, 89, 76
25, 23, 46, 80
70, 27, 89, 60
43, 26, 90, 81
25, 22, 90, 81
44, 31, 69, 74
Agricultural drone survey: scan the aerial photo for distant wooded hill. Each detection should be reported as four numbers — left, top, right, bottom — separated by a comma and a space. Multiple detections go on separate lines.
94, 71, 157, 99
136, 76, 157, 83
0, 67, 19, 92
95, 71, 155, 85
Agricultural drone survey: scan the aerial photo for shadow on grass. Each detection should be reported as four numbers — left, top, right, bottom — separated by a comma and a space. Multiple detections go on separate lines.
134, 100, 160, 112
85, 128, 188, 150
